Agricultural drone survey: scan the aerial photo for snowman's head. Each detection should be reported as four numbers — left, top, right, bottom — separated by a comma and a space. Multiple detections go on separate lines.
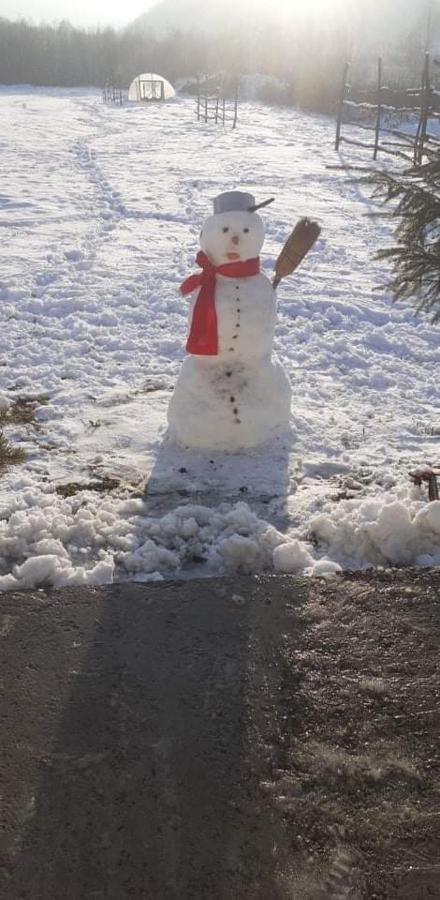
201, 210, 265, 267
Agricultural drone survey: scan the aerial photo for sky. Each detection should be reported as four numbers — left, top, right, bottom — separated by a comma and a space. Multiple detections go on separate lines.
0, 0, 355, 29
0, 0, 436, 35
0, 0, 156, 27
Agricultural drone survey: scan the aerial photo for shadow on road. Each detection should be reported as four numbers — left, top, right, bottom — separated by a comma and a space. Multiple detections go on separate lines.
3, 579, 306, 900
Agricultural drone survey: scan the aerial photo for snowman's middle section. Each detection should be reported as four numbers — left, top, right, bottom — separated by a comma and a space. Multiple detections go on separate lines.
213, 272, 276, 361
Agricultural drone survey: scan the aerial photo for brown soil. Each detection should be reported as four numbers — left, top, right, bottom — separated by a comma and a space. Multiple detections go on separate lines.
262, 568, 440, 898
55, 475, 121, 497
0, 395, 48, 472
0, 431, 26, 469
0, 395, 47, 427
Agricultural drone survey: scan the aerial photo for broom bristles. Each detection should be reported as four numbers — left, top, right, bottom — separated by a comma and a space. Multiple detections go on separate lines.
273, 218, 321, 287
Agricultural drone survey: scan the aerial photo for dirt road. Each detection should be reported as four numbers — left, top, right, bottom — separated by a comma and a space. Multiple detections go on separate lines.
1, 571, 439, 899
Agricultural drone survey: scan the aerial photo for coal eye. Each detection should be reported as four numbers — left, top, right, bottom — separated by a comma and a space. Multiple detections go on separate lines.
223, 226, 230, 233
243, 228, 249, 233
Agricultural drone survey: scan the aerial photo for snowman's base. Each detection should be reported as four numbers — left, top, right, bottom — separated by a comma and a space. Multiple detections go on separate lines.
167, 356, 292, 451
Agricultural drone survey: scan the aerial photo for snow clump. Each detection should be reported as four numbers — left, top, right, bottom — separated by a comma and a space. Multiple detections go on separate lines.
0, 393, 11, 412
310, 492, 440, 569
0, 489, 315, 591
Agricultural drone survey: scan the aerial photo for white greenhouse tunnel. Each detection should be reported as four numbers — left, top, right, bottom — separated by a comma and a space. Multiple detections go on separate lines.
128, 73, 176, 102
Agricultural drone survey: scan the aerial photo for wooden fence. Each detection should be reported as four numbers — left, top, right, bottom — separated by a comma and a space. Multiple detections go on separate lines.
102, 83, 125, 106
196, 77, 239, 129
335, 52, 440, 165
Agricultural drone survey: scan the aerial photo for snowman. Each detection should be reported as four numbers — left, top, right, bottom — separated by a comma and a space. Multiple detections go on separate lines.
167, 191, 292, 451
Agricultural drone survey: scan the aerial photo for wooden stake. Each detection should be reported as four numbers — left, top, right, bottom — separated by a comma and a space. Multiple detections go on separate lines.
335, 62, 350, 151
419, 51, 431, 163
414, 52, 431, 164
373, 57, 383, 161
232, 79, 239, 130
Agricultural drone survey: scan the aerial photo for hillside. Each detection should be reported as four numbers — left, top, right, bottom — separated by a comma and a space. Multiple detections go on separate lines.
130, 0, 290, 36
130, 0, 427, 46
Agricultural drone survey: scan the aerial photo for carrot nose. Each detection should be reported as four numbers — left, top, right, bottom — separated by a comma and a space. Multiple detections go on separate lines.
232, 235, 240, 246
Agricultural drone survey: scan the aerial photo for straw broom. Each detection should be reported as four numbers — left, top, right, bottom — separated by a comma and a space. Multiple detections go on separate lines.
273, 218, 321, 288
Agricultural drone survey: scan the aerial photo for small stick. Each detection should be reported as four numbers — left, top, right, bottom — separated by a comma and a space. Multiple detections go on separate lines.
409, 466, 440, 502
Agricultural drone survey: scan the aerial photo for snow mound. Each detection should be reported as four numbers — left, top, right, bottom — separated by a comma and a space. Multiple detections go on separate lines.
0, 393, 10, 412
310, 493, 440, 569
0, 489, 315, 591
1, 483, 439, 592
0, 553, 114, 591
273, 539, 315, 573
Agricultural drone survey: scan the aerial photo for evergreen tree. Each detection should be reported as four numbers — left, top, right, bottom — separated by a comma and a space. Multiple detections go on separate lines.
373, 150, 440, 322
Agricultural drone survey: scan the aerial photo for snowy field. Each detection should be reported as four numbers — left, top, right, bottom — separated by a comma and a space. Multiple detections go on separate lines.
0, 87, 439, 590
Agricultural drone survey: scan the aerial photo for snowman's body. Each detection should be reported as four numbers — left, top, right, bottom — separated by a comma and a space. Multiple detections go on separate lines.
167, 198, 292, 450
209, 271, 276, 361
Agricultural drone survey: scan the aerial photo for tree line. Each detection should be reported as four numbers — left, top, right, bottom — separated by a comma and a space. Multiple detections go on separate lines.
0, 13, 435, 114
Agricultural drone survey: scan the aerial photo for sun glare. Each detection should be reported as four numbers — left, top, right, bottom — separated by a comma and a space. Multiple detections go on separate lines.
0, 0, 154, 28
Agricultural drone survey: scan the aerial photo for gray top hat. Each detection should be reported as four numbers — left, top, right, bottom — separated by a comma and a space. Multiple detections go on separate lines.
213, 191, 275, 215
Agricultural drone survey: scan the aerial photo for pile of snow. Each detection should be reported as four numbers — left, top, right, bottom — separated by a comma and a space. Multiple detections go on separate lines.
0, 487, 320, 591
0, 393, 10, 413
310, 490, 440, 570
0, 553, 114, 592
273, 540, 342, 576
1, 480, 439, 592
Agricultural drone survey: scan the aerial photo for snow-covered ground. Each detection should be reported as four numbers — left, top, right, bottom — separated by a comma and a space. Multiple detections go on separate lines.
1, 87, 439, 590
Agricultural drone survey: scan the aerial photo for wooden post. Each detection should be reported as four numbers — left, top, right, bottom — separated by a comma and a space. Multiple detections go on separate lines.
414, 65, 424, 163
196, 76, 201, 120
335, 62, 350, 151
419, 51, 431, 163
426, 1, 433, 52
414, 53, 430, 164
222, 95, 226, 125
204, 95, 208, 123
373, 57, 383, 160
215, 94, 219, 124
232, 80, 239, 130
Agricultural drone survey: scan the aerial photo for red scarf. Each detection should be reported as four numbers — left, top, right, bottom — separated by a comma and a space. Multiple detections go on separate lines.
180, 251, 260, 356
